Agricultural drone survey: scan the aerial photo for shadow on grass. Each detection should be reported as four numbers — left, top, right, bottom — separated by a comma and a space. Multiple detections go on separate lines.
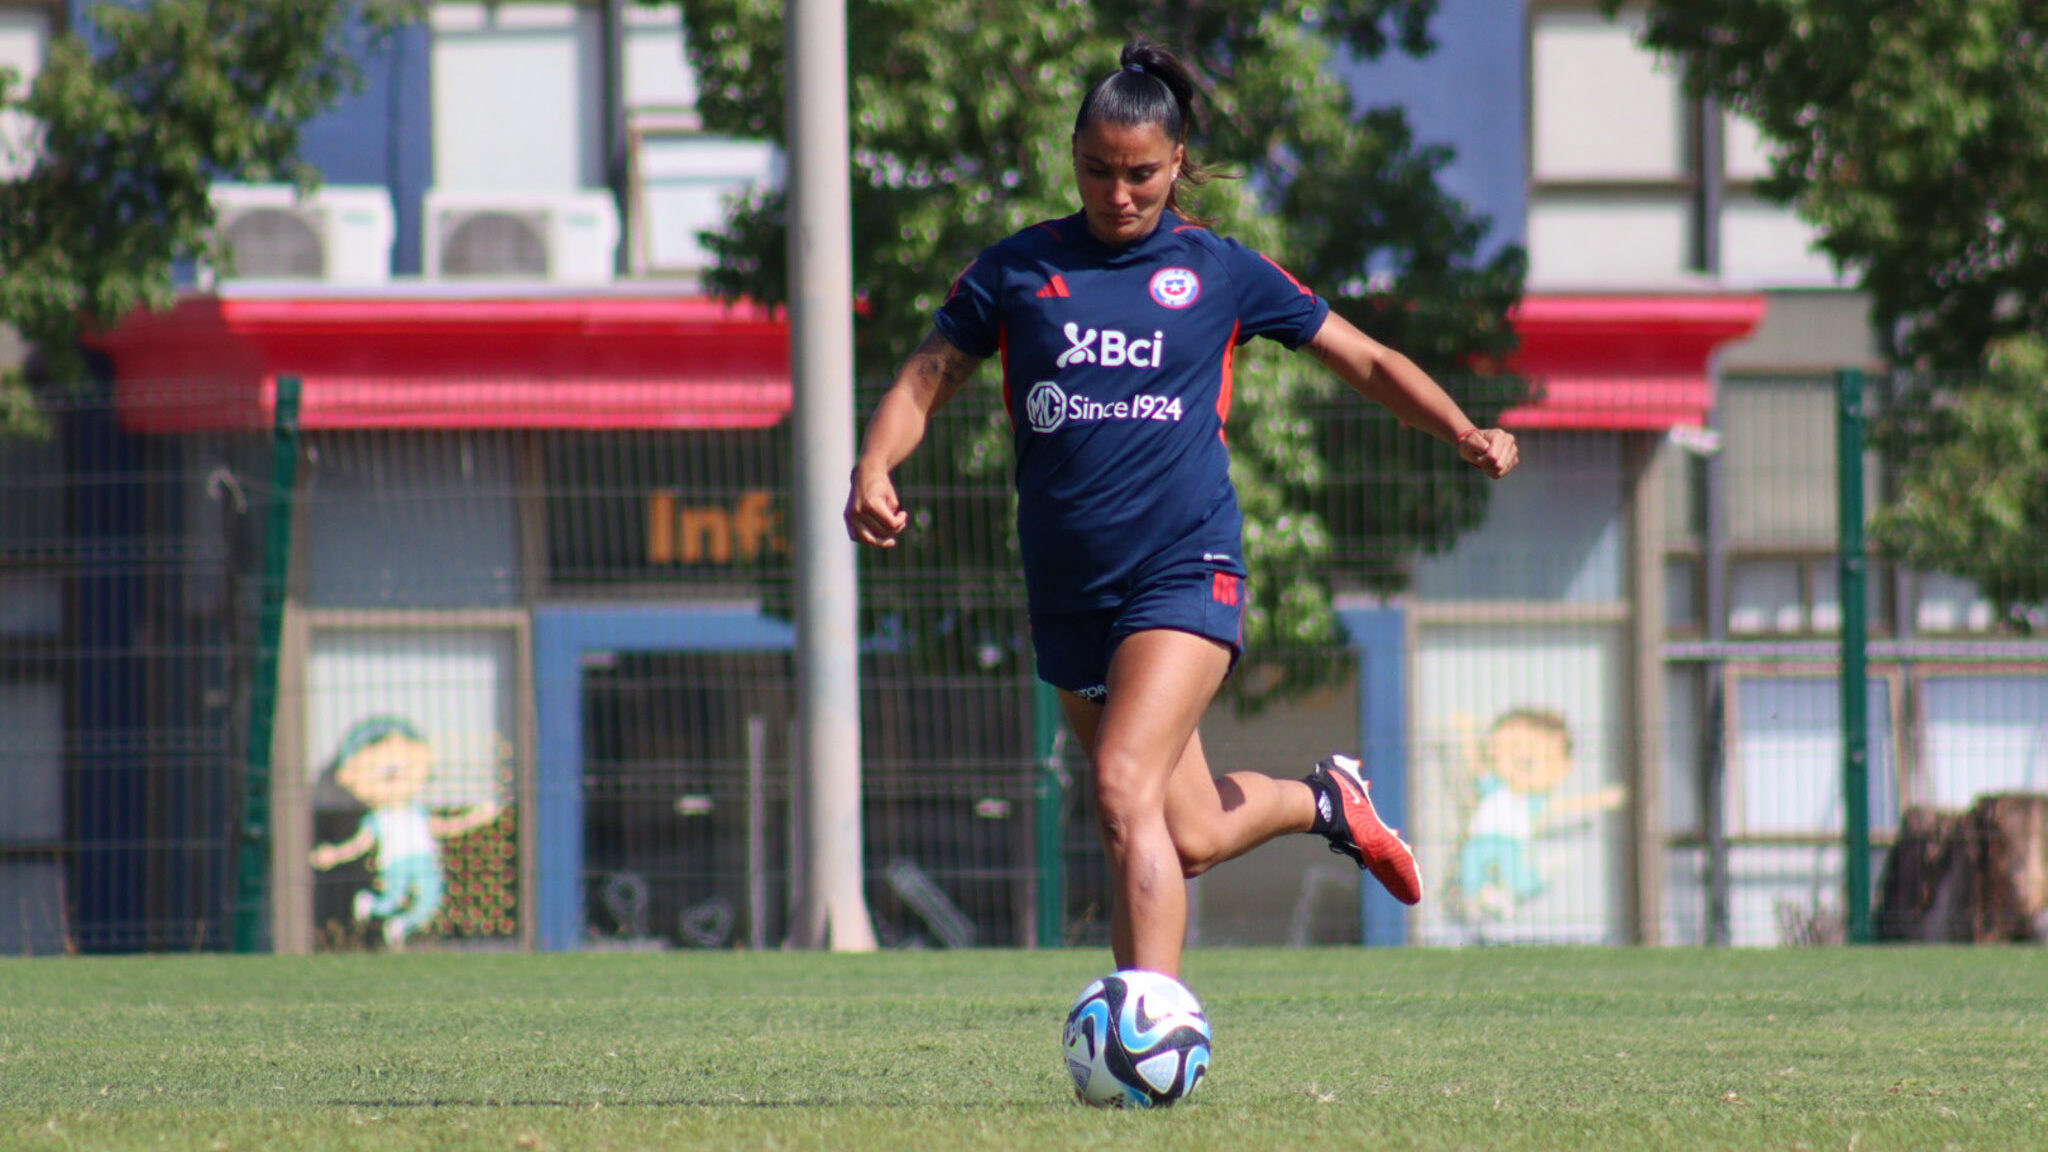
324, 1098, 1074, 1109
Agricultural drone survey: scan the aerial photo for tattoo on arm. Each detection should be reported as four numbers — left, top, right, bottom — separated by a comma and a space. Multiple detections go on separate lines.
1304, 334, 1372, 388
908, 331, 980, 395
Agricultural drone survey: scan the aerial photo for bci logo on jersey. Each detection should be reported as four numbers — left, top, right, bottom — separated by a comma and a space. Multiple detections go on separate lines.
1025, 381, 1185, 433
1056, 321, 1166, 369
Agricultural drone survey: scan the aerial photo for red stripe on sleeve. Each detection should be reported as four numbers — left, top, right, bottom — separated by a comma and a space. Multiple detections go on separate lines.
998, 325, 1011, 423
1216, 321, 1240, 443
1258, 252, 1314, 296
943, 259, 978, 304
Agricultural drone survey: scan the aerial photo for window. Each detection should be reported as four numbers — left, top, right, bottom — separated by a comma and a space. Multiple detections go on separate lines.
1662, 664, 1704, 835
1414, 431, 1625, 603
1721, 377, 1839, 544
1664, 556, 1702, 633
1911, 572, 1997, 635
1720, 195, 1849, 288
1531, 8, 1686, 180
1918, 675, 2048, 806
305, 433, 521, 608
1726, 555, 1884, 636
626, 119, 778, 280
1525, 5, 1856, 291
1414, 622, 1630, 944
1527, 6, 1694, 286
300, 621, 525, 952
1729, 672, 1897, 837
1718, 112, 1849, 288
431, 2, 598, 191
1526, 197, 1694, 285
1728, 557, 1804, 635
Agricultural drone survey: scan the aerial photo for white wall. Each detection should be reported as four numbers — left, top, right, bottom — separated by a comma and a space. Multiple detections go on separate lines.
0, 7, 50, 180
432, 2, 603, 191
623, 2, 694, 109
1530, 8, 1686, 181
1525, 5, 1853, 292
427, 1, 770, 280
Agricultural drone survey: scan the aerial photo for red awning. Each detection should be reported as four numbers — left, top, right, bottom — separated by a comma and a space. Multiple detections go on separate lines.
91, 289, 792, 433
93, 287, 1760, 435
1502, 293, 1767, 430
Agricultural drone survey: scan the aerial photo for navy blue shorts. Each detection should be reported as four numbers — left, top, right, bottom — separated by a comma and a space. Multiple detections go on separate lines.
1031, 562, 1246, 701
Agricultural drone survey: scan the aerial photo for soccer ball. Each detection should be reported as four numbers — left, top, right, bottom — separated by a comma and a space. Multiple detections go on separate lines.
1062, 969, 1212, 1108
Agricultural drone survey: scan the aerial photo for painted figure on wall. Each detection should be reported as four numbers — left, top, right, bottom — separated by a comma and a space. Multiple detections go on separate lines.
309, 716, 502, 949
1453, 708, 1624, 923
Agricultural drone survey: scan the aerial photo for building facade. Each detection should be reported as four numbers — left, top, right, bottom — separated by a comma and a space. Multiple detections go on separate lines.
5, 0, 2041, 954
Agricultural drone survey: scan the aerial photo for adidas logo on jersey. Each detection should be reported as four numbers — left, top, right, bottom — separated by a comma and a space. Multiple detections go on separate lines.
1055, 321, 1166, 369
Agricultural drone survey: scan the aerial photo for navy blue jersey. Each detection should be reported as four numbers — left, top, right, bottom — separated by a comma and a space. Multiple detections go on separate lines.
934, 210, 1330, 613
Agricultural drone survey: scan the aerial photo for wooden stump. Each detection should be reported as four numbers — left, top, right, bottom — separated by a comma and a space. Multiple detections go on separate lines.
1876, 794, 2048, 943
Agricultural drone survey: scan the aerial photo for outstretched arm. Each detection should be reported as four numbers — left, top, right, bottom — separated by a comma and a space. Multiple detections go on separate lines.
1304, 311, 1519, 479
430, 798, 503, 838
309, 827, 373, 870
844, 329, 985, 548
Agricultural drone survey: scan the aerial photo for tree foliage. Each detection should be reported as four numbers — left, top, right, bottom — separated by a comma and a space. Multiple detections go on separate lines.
1623, 0, 2048, 370
1871, 337, 2048, 630
1624, 1, 2048, 618
672, 0, 1527, 696
0, 0, 421, 428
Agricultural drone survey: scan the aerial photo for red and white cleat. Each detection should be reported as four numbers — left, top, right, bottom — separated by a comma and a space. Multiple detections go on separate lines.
1312, 754, 1422, 906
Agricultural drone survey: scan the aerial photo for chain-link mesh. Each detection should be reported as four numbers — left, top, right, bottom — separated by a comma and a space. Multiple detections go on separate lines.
6, 371, 2047, 952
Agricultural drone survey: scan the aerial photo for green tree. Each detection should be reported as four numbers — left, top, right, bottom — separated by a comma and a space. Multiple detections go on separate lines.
1623, 0, 2048, 620
1622, 0, 2048, 370
676, 0, 1527, 697
1871, 336, 2048, 631
0, 0, 421, 429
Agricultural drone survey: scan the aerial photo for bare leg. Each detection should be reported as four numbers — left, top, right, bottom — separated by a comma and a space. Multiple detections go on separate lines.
1061, 629, 1320, 977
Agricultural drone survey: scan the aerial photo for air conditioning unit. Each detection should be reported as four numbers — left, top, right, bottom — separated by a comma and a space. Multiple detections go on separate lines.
205, 184, 396, 285
422, 189, 621, 283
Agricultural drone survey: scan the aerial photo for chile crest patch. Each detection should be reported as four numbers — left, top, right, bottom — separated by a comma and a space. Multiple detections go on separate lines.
1148, 267, 1201, 309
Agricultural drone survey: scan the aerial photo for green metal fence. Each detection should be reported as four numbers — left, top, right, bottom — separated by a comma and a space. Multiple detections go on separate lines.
4, 370, 2047, 954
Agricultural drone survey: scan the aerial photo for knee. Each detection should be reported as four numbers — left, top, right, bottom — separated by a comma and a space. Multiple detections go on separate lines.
1174, 826, 1227, 878
1092, 778, 1150, 851
1091, 753, 1163, 851
1092, 748, 1225, 876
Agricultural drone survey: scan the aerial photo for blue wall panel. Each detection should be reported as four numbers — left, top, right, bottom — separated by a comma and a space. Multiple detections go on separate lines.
532, 605, 796, 951
1335, 0, 1528, 257
1340, 605, 1410, 947
298, 23, 433, 277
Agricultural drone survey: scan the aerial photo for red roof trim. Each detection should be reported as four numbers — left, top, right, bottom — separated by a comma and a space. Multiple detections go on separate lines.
91, 291, 792, 433
92, 289, 1763, 436
1502, 293, 1768, 431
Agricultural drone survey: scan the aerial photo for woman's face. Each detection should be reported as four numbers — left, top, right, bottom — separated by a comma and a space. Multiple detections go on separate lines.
1073, 118, 1183, 247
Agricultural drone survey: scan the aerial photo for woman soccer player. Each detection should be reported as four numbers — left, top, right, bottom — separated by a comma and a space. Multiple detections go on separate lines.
844, 38, 1519, 977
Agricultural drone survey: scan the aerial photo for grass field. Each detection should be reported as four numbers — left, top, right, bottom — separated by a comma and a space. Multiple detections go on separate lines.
1, 946, 2042, 1151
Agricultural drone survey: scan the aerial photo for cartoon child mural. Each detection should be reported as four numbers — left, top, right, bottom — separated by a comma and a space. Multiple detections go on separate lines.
1455, 708, 1624, 922
309, 716, 501, 949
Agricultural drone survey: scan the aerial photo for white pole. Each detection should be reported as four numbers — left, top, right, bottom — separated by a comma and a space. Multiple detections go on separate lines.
786, 0, 877, 951
746, 714, 768, 951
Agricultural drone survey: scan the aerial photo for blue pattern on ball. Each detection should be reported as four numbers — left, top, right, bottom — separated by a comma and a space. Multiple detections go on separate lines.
1063, 970, 1212, 1108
